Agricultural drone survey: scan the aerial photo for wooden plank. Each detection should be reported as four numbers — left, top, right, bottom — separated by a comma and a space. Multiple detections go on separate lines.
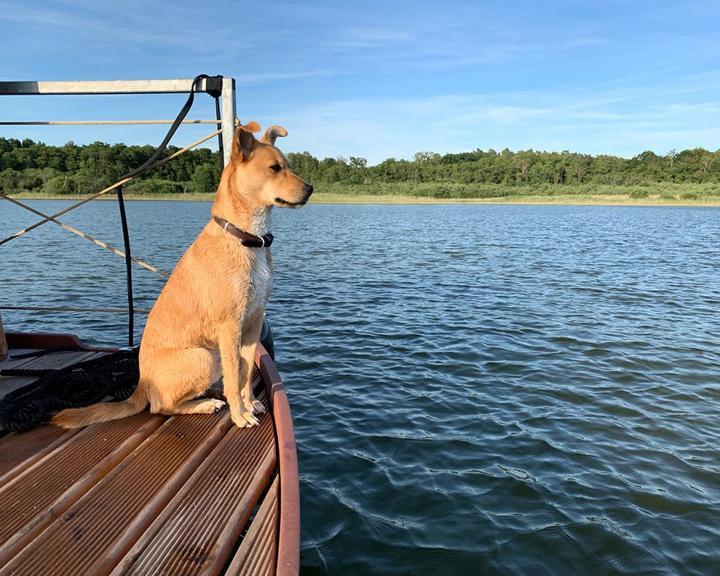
0, 411, 231, 576
0, 424, 80, 485
5, 332, 115, 352
225, 477, 279, 576
0, 335, 295, 575
1, 349, 39, 358
0, 350, 108, 402
0, 375, 35, 401
1, 349, 102, 373
111, 388, 276, 575
0, 350, 45, 371
0, 414, 163, 565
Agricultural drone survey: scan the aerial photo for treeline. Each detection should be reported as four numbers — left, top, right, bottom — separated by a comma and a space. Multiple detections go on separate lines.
0, 138, 221, 196
288, 148, 720, 186
1, 137, 719, 197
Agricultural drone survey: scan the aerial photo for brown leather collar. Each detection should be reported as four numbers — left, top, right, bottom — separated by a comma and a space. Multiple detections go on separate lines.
213, 216, 274, 248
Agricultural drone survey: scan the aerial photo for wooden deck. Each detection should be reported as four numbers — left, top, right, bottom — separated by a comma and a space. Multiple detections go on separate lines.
0, 333, 299, 576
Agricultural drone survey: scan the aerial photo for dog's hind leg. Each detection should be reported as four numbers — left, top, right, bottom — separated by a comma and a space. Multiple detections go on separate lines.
145, 347, 223, 416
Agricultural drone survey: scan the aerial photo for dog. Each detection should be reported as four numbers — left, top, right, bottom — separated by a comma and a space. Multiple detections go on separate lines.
53, 121, 312, 429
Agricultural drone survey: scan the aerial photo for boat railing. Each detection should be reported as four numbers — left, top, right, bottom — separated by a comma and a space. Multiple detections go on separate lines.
0, 78, 237, 165
0, 77, 238, 346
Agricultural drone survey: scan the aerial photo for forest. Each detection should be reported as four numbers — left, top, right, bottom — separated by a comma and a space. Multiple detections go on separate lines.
1, 137, 719, 199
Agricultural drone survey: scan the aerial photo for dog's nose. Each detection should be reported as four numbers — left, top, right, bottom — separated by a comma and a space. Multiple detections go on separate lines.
304, 183, 314, 196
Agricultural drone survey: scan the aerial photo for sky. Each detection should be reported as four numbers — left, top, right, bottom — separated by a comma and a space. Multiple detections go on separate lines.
1, 0, 720, 164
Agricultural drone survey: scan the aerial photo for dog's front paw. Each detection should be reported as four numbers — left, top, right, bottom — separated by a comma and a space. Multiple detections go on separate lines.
241, 392, 266, 417
231, 409, 260, 428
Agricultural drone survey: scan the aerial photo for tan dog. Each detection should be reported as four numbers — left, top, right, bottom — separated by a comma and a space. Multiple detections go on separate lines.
53, 121, 312, 429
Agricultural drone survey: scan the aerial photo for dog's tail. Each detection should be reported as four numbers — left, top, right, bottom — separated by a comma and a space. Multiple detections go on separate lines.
52, 382, 148, 429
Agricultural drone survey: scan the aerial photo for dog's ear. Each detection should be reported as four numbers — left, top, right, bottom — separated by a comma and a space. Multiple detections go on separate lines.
261, 125, 288, 146
233, 121, 261, 161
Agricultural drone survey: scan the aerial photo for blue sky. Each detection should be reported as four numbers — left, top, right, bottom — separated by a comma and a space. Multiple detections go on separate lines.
1, 0, 719, 164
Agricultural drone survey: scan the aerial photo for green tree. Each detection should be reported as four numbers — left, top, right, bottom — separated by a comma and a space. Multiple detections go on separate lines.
191, 163, 221, 194
43, 175, 77, 195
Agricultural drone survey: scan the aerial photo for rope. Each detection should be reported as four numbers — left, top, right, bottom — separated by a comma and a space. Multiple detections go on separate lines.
0, 119, 219, 126
0, 194, 171, 277
0, 127, 221, 248
122, 74, 212, 181
0, 349, 139, 431
116, 185, 135, 345
106, 74, 219, 346
0, 305, 152, 314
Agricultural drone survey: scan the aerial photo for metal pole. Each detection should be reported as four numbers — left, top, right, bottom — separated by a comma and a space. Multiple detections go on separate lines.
221, 77, 236, 167
0, 79, 220, 95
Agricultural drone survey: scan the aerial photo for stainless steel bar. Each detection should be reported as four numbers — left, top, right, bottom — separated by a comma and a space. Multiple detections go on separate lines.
0, 120, 218, 126
0, 79, 219, 96
221, 77, 237, 167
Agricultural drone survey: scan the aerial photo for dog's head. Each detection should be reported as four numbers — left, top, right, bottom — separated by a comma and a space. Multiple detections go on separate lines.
228, 121, 313, 208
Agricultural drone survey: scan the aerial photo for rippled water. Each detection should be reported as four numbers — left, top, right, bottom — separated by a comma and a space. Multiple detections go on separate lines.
2, 201, 719, 575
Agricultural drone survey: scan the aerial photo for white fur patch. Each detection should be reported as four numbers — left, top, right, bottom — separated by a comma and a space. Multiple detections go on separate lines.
245, 208, 273, 320
248, 208, 271, 237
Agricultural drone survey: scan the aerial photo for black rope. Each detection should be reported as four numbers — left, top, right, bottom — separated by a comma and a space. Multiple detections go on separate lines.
112, 74, 222, 347
120, 74, 223, 181
0, 350, 139, 432
116, 185, 134, 347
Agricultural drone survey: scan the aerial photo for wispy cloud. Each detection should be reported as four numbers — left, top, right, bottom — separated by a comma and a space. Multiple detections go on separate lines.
0, 1, 253, 55
2, 0, 719, 163
315, 19, 606, 72
270, 85, 720, 163
236, 70, 337, 86
332, 26, 414, 49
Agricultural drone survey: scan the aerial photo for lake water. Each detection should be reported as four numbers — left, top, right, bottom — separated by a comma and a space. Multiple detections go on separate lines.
1, 200, 719, 575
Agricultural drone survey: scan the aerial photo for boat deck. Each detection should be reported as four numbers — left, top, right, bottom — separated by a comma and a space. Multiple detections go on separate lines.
0, 334, 299, 576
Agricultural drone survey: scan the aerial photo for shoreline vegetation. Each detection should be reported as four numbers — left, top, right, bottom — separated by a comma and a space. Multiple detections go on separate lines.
1, 137, 719, 206
11, 185, 720, 206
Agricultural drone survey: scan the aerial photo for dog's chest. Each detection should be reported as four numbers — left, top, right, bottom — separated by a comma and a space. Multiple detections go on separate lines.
241, 210, 273, 320
246, 250, 272, 317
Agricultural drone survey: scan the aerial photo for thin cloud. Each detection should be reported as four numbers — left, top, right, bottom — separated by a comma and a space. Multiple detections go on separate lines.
332, 26, 414, 48
274, 86, 720, 163
0, 3, 74, 26
0, 2, 252, 53
236, 70, 337, 85
3, 0, 719, 164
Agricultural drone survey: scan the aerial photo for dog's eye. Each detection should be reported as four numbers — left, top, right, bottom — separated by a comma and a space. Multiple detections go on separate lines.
269, 163, 281, 173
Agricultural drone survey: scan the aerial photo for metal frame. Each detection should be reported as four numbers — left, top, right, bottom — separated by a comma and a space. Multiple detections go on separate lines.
1, 77, 238, 347
0, 77, 237, 166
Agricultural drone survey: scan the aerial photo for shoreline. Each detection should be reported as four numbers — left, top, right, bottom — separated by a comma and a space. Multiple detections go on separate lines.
8, 192, 720, 207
